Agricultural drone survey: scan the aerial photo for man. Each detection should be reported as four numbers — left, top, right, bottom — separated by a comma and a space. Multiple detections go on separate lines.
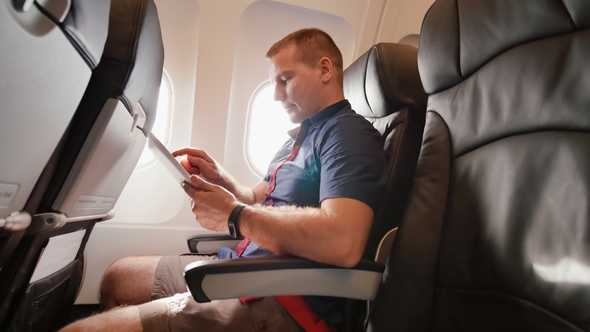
61, 28, 388, 332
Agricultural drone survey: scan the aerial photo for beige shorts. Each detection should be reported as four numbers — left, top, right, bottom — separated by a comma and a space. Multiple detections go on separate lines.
138, 255, 304, 332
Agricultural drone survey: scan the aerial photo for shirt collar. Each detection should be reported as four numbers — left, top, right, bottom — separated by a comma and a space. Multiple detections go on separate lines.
287, 99, 351, 138
308, 99, 351, 128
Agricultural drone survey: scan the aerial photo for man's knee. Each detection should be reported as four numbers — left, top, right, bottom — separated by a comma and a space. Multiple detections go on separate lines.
99, 255, 162, 310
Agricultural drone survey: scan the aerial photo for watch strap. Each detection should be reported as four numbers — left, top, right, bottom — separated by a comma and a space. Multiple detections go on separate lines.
228, 203, 246, 238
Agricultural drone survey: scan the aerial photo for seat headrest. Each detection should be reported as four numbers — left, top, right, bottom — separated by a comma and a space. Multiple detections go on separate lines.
95, 0, 164, 132
344, 43, 427, 121
61, 0, 111, 69
418, 0, 590, 94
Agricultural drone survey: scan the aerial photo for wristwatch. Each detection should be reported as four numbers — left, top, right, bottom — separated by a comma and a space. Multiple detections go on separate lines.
228, 203, 246, 238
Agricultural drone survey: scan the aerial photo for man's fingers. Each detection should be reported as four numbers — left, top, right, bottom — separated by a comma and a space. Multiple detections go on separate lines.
171, 147, 200, 157
179, 158, 200, 174
190, 174, 217, 190
174, 150, 213, 175
172, 147, 213, 163
181, 179, 199, 196
181, 176, 218, 208
187, 155, 207, 167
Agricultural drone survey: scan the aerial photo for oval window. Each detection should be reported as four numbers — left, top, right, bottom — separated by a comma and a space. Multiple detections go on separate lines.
245, 80, 296, 176
136, 70, 173, 168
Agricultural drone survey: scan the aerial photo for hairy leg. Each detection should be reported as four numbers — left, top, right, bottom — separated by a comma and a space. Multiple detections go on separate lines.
99, 255, 162, 310
59, 306, 143, 332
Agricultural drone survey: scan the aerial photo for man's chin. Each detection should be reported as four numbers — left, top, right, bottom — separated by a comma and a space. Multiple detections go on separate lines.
286, 110, 302, 124
288, 115, 304, 124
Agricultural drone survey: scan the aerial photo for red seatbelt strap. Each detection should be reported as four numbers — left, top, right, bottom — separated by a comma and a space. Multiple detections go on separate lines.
264, 124, 309, 206
240, 296, 330, 332
274, 296, 331, 332
235, 238, 250, 257
237, 123, 328, 331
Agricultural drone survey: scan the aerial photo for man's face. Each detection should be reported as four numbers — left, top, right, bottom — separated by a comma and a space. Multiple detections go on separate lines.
268, 45, 324, 124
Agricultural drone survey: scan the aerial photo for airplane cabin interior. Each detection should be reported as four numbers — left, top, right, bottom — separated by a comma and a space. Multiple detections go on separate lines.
0, 0, 589, 331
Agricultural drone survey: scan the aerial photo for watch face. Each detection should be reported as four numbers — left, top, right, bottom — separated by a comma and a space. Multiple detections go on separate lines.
228, 222, 238, 238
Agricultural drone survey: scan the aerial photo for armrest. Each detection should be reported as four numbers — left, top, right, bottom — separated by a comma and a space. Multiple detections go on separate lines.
187, 234, 243, 254
184, 256, 384, 303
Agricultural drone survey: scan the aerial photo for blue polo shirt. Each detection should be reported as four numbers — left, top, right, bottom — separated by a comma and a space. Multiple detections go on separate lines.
218, 99, 389, 323
263, 100, 388, 212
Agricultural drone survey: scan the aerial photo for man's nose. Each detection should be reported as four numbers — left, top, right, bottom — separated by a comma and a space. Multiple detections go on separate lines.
273, 85, 284, 102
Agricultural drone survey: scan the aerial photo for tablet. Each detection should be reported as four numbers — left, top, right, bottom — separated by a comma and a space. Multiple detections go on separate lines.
147, 132, 193, 187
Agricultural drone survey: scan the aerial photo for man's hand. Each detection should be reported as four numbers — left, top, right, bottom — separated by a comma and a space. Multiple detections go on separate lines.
173, 147, 265, 205
181, 175, 239, 232
172, 147, 224, 185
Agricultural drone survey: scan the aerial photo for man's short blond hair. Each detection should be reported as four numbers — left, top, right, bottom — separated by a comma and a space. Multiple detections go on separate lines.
266, 28, 343, 72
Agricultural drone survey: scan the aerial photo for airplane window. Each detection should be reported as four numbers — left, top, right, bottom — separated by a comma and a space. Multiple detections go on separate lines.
245, 80, 296, 176
136, 70, 173, 168
224, 1, 354, 185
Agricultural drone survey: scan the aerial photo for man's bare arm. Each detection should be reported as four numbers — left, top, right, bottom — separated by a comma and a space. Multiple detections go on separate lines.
183, 175, 373, 268
250, 180, 268, 205
238, 197, 374, 268
215, 175, 266, 205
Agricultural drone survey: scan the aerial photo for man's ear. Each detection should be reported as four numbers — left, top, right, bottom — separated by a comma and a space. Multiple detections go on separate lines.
318, 57, 333, 83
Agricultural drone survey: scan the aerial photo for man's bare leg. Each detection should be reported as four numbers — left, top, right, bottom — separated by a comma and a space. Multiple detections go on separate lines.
99, 255, 163, 310
60, 306, 143, 332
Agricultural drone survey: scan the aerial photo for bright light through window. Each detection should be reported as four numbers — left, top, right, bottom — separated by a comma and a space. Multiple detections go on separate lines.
246, 81, 297, 176
136, 71, 173, 169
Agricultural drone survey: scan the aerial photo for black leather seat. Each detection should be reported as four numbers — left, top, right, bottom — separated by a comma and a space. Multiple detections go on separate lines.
345, 43, 427, 262
367, 0, 590, 331
0, 0, 164, 330
183, 42, 428, 331
343, 42, 428, 330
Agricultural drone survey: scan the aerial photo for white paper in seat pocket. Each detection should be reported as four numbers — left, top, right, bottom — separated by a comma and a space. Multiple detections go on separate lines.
30, 229, 86, 283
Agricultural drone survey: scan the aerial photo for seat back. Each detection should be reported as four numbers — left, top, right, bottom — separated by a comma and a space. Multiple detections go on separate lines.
342, 43, 427, 331
39, 0, 164, 220
0, 0, 110, 270
0, 0, 164, 330
344, 43, 427, 262
368, 0, 590, 331
0, 0, 110, 322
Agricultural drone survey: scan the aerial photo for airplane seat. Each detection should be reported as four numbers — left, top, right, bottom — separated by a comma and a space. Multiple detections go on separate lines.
367, 0, 590, 331
0, 0, 110, 326
0, 0, 164, 330
0, 0, 110, 271
343, 42, 427, 261
183, 42, 428, 332
341, 42, 428, 331
397, 34, 420, 48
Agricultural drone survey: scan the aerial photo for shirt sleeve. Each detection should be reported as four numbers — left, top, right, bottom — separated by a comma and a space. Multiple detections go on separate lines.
316, 114, 389, 212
